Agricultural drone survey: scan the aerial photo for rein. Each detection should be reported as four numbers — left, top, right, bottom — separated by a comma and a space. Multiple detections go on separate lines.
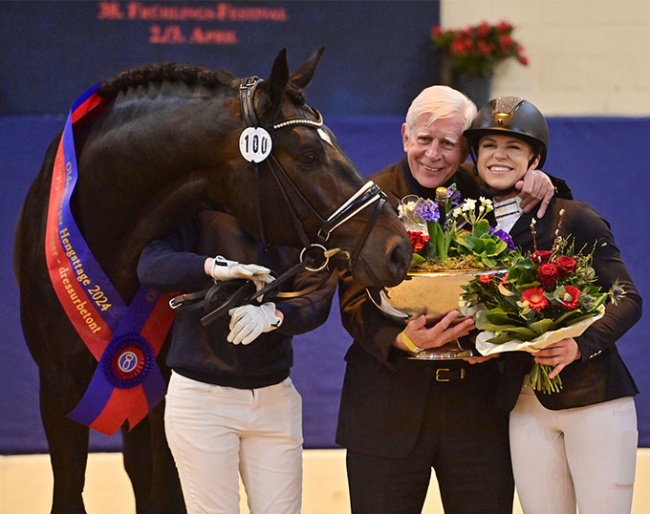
171, 77, 387, 324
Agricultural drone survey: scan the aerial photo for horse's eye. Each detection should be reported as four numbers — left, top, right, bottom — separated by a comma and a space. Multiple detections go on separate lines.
299, 151, 319, 167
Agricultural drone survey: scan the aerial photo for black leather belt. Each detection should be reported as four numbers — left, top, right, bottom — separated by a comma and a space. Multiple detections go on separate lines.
402, 359, 497, 383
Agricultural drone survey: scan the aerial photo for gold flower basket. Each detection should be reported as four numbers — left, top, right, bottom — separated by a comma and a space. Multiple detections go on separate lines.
368, 269, 500, 360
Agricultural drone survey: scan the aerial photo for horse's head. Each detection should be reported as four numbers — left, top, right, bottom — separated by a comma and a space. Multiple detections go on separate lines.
73, 50, 409, 293
222, 48, 411, 287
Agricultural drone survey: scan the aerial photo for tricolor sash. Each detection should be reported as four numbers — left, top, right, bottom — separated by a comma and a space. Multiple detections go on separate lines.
45, 84, 175, 435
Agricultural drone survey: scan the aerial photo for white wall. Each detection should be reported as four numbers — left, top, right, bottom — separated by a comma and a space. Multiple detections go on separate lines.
442, 0, 650, 115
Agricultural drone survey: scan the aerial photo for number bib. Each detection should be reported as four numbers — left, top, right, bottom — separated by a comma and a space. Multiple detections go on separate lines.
239, 127, 272, 163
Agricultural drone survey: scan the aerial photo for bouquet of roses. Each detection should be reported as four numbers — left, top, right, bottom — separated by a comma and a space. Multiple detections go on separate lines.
400, 186, 515, 271
460, 215, 624, 393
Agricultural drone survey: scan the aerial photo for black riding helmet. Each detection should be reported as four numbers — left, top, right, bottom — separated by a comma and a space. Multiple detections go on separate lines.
464, 96, 549, 168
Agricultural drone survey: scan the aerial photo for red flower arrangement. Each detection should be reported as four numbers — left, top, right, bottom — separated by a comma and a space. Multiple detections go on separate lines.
431, 20, 528, 78
460, 214, 624, 393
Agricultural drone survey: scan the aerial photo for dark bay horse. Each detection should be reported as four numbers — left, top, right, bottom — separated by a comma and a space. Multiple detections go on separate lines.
13, 48, 411, 513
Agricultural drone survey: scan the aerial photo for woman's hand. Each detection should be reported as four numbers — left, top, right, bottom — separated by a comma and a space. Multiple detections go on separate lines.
532, 337, 581, 379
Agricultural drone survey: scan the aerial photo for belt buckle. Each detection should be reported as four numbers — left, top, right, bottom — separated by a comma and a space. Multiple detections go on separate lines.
435, 367, 466, 382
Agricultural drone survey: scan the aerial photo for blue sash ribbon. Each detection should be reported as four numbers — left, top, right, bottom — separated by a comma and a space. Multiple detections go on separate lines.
45, 84, 175, 435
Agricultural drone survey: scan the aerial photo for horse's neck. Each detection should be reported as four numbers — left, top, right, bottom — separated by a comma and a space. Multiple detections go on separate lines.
75, 90, 244, 296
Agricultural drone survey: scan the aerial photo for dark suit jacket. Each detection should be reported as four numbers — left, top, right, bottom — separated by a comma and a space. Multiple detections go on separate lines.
496, 198, 642, 411
335, 160, 501, 457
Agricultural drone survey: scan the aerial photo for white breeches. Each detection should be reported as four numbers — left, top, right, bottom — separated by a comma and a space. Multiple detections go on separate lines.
165, 371, 303, 514
509, 385, 637, 514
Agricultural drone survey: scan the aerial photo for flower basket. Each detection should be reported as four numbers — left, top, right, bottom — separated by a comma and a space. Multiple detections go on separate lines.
367, 189, 515, 360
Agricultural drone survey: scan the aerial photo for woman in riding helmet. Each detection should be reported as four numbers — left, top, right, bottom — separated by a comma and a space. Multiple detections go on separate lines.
465, 96, 642, 514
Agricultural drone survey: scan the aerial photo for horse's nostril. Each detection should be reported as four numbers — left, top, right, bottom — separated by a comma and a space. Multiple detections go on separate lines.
388, 239, 412, 280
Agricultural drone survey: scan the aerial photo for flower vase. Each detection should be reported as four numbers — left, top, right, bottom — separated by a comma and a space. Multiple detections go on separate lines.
452, 73, 493, 108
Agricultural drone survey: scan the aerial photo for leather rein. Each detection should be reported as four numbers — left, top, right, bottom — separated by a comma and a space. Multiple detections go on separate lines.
171, 76, 387, 325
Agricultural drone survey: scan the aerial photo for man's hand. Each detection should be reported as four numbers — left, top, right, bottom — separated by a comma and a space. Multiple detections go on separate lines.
515, 169, 555, 218
227, 303, 283, 345
396, 309, 475, 352
207, 255, 274, 291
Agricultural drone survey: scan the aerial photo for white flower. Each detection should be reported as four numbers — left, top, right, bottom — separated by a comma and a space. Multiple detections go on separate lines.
462, 199, 476, 211
480, 197, 494, 213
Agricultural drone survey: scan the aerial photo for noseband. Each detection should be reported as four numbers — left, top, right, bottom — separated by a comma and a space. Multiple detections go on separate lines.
239, 76, 387, 273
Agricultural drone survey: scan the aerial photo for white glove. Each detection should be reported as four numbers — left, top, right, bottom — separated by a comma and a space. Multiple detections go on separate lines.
210, 255, 274, 292
227, 302, 283, 345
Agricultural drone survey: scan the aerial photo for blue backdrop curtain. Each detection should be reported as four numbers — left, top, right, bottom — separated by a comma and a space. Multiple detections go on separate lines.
1, 1, 648, 454
2, 114, 648, 452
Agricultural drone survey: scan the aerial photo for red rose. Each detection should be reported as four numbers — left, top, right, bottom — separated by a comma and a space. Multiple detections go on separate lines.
537, 263, 559, 289
521, 287, 549, 312
477, 21, 491, 37
558, 285, 581, 310
499, 35, 514, 50
530, 250, 552, 264
431, 26, 443, 38
497, 21, 513, 33
555, 256, 577, 277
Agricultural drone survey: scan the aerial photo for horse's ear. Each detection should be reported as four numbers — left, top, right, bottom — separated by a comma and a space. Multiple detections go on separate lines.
290, 47, 325, 91
258, 47, 324, 116
262, 48, 290, 113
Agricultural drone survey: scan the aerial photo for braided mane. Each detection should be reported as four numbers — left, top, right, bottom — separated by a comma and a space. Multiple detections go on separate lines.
100, 62, 234, 100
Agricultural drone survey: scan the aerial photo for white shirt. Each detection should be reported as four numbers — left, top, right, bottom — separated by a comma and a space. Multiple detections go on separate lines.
493, 196, 523, 233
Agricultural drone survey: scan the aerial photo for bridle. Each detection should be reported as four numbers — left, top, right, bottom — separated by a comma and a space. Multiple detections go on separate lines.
239, 76, 387, 273
170, 76, 387, 324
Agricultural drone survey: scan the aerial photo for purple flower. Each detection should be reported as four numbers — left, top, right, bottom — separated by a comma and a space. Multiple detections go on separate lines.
414, 199, 440, 223
448, 188, 461, 207
489, 227, 516, 250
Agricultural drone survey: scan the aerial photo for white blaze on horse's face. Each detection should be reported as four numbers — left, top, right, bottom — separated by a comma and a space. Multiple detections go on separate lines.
317, 127, 333, 147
